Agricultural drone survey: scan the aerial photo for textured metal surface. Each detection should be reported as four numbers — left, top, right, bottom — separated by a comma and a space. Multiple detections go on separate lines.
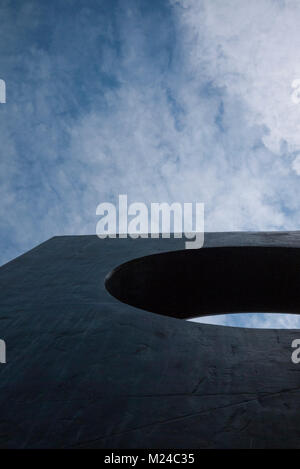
0, 232, 300, 448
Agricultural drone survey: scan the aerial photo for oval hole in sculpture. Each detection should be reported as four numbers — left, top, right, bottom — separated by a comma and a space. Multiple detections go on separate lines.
105, 246, 300, 326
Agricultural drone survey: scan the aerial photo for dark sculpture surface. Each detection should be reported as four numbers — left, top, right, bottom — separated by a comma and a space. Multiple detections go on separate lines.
0, 232, 300, 448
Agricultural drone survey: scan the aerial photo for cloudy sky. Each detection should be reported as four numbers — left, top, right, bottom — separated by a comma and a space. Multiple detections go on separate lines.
2, 0, 300, 328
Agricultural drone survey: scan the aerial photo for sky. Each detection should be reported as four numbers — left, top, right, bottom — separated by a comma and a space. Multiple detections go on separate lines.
2, 0, 300, 328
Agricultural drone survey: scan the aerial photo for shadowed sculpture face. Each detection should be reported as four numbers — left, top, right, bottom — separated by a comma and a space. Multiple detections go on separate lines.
105, 246, 300, 319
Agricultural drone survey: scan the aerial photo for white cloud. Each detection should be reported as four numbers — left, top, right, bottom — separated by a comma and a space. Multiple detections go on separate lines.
171, 0, 300, 155
64, 0, 299, 237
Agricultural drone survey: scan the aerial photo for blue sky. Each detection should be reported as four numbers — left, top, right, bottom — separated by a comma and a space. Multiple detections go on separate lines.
2, 0, 300, 328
